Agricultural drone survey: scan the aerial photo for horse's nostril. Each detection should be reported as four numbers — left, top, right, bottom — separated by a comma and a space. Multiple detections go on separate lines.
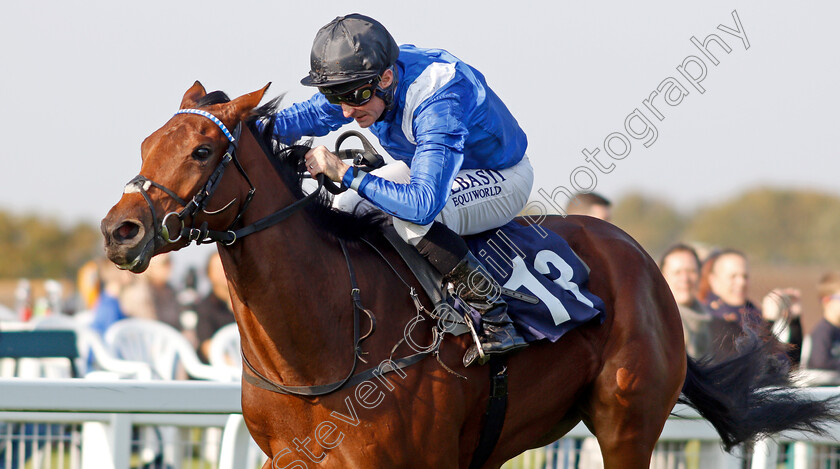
113, 221, 141, 243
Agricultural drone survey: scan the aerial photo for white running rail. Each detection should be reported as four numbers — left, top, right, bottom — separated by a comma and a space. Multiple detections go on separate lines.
0, 378, 838, 469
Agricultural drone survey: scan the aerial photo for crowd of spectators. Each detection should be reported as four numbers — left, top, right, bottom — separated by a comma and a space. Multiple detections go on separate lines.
565, 192, 825, 380
661, 245, 805, 366
17, 251, 237, 367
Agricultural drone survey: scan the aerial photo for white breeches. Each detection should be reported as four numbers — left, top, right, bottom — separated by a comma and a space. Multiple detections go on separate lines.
333, 155, 534, 245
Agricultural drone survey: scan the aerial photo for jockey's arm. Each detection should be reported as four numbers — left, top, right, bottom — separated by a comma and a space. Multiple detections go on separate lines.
341, 95, 468, 225
256, 93, 351, 145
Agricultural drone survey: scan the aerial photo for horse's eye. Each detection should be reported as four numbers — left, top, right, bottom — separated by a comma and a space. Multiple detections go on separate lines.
192, 147, 212, 160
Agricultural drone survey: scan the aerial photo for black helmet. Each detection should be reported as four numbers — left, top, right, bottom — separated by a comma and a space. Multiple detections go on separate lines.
300, 14, 399, 87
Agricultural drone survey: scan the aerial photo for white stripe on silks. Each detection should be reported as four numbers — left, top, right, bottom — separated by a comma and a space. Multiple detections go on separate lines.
401, 62, 456, 145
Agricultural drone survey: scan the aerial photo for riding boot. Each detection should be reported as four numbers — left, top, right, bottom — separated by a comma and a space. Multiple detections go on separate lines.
441, 252, 528, 366
414, 222, 528, 366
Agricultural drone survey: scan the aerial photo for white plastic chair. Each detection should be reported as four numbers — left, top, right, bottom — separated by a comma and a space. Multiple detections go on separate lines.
202, 324, 243, 466
209, 329, 266, 469
105, 318, 237, 467
0, 304, 17, 322
209, 323, 242, 373
71, 309, 95, 328
105, 318, 236, 381
32, 314, 152, 379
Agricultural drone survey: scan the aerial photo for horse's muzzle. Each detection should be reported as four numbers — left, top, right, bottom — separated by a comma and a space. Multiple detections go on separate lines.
101, 211, 154, 273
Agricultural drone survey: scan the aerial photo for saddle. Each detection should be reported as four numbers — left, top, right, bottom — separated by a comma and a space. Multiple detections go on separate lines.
380, 225, 539, 337
380, 221, 606, 345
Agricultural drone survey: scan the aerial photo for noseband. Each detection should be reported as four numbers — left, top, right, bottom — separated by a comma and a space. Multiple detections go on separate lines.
124, 108, 324, 247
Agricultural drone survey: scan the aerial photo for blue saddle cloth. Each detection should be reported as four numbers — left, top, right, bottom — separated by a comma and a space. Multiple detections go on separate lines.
463, 221, 606, 343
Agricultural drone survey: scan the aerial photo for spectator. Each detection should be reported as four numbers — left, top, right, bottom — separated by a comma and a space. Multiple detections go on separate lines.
177, 265, 201, 311
700, 249, 764, 358
659, 244, 713, 358
762, 287, 804, 365
90, 259, 135, 337
702, 249, 761, 325
120, 253, 184, 330
805, 272, 840, 372
14, 279, 33, 322
701, 249, 802, 364
75, 259, 101, 313
195, 252, 235, 364
565, 192, 612, 221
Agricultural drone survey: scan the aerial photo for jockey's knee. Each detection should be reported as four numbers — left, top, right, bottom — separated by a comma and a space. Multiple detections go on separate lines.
393, 218, 434, 246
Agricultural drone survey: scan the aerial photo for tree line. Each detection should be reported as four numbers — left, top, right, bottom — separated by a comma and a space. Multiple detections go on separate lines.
613, 187, 840, 265
0, 211, 101, 279
0, 187, 837, 280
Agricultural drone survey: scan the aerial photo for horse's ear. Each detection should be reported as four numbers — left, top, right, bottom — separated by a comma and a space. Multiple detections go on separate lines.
180, 81, 207, 109
229, 83, 272, 120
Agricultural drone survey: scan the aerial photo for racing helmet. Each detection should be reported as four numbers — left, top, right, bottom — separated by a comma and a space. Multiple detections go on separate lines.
300, 13, 399, 88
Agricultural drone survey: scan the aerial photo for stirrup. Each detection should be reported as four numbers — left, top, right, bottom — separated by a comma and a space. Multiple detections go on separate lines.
462, 307, 488, 367
463, 339, 528, 367
462, 320, 528, 367
463, 345, 487, 367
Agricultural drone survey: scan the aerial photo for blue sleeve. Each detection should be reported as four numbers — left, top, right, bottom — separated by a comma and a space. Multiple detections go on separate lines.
354, 95, 467, 225
257, 93, 353, 145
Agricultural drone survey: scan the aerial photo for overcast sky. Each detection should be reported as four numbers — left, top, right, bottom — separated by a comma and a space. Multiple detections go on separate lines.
2, 1, 837, 273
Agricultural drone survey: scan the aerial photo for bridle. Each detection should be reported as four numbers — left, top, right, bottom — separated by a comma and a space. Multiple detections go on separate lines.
124, 107, 439, 397
123, 108, 324, 248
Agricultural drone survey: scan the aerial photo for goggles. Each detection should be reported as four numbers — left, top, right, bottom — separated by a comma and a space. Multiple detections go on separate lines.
319, 77, 380, 106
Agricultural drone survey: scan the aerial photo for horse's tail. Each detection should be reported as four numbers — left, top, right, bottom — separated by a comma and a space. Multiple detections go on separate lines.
678, 329, 840, 451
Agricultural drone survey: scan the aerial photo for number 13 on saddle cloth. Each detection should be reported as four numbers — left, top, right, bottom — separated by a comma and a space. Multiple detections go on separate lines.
461, 220, 606, 342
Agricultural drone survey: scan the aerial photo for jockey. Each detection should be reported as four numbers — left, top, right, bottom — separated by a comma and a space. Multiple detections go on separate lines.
260, 13, 533, 366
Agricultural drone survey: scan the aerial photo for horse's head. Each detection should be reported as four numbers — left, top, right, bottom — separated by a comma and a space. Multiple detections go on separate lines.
101, 81, 269, 272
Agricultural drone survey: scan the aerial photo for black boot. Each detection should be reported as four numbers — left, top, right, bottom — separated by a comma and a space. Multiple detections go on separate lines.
442, 252, 528, 366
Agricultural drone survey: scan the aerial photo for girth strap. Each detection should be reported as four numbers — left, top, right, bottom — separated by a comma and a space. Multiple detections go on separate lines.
469, 356, 510, 469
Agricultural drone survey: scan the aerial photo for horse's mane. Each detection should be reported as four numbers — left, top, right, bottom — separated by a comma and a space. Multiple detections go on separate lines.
223, 94, 387, 240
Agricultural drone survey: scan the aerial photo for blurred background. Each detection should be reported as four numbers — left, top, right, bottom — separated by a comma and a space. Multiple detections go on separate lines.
0, 0, 837, 333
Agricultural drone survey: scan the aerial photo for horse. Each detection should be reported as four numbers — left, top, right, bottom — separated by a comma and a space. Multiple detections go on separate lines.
101, 82, 838, 468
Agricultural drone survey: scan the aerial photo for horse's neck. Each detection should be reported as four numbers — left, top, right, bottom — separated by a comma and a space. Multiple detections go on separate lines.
220, 132, 347, 384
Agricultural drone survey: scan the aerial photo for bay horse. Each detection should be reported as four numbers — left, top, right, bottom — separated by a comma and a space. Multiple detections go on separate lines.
101, 82, 837, 468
